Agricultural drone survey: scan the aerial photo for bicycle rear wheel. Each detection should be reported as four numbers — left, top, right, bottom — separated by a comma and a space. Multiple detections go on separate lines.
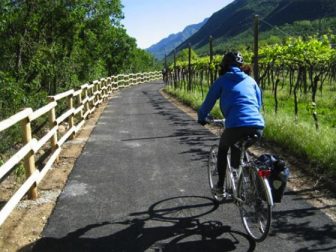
237, 166, 271, 242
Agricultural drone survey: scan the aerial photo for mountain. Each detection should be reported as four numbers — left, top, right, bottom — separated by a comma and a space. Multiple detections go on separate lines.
146, 18, 208, 60
174, 0, 336, 54
264, 0, 336, 25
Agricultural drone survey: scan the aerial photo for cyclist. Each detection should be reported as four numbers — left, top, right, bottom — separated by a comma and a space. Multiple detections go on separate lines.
198, 51, 264, 196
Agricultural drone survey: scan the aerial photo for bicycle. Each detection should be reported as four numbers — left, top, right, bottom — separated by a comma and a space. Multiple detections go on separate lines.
207, 117, 273, 242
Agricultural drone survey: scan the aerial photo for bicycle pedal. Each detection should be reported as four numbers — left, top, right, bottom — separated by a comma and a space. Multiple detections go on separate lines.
234, 197, 244, 205
224, 193, 233, 201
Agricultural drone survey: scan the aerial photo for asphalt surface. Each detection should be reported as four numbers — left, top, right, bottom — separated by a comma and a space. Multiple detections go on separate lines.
31, 81, 335, 251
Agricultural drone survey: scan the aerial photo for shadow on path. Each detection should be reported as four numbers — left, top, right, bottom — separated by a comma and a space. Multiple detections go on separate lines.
141, 90, 218, 163
25, 196, 256, 252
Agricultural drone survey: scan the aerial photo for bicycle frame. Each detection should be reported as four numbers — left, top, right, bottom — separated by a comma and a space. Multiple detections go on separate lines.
225, 143, 274, 207
259, 175, 274, 206
224, 146, 244, 202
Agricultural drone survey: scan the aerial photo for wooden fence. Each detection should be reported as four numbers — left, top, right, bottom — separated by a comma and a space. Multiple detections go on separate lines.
0, 71, 162, 226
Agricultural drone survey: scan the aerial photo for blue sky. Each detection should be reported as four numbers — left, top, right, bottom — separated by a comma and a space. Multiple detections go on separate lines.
121, 0, 234, 49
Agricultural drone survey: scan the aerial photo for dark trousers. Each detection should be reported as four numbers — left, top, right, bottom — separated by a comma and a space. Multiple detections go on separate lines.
217, 127, 263, 187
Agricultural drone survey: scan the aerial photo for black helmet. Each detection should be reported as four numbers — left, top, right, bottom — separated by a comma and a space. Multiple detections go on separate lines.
221, 51, 244, 67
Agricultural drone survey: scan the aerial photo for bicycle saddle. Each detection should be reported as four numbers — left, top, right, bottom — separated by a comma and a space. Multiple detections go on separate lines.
235, 134, 259, 149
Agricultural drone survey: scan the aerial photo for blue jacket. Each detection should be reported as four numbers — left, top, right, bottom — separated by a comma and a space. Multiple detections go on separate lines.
198, 67, 264, 129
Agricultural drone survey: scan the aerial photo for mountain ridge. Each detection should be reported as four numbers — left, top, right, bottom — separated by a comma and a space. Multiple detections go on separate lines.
146, 18, 208, 60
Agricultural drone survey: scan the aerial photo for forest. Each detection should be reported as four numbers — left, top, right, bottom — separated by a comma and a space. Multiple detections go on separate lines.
0, 0, 159, 121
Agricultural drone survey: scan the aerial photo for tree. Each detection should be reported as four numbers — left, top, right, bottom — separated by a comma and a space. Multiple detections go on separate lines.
0, 0, 159, 120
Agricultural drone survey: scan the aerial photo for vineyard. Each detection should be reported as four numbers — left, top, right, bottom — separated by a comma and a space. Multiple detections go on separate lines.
164, 35, 336, 181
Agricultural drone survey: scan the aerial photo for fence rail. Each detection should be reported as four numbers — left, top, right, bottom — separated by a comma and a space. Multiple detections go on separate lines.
0, 71, 161, 226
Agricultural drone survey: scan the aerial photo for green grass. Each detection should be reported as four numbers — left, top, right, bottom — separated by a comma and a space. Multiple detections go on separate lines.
164, 83, 336, 178
263, 112, 336, 175
262, 86, 336, 128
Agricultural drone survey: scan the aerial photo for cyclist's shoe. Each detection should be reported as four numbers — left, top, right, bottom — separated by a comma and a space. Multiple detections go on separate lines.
212, 185, 225, 198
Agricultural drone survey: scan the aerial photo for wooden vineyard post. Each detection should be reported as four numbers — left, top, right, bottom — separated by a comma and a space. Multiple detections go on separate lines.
21, 114, 38, 199
209, 35, 214, 84
253, 15, 260, 84
164, 53, 168, 85
174, 49, 177, 88
188, 43, 192, 91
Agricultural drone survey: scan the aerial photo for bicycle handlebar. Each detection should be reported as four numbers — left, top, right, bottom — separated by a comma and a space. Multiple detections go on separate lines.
205, 116, 225, 127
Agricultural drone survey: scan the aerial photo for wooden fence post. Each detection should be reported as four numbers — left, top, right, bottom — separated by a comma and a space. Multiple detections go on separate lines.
99, 80, 103, 102
129, 75, 132, 86
48, 97, 58, 151
21, 115, 38, 199
108, 77, 112, 95
68, 94, 75, 139
95, 81, 99, 106
85, 86, 90, 116
79, 88, 83, 119
103, 79, 107, 100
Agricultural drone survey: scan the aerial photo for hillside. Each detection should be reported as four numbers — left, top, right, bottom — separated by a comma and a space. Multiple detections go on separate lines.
174, 0, 336, 54
264, 0, 336, 26
146, 18, 208, 60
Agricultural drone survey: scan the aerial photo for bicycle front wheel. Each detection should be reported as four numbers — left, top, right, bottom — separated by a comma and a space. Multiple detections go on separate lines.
208, 145, 221, 201
237, 166, 271, 242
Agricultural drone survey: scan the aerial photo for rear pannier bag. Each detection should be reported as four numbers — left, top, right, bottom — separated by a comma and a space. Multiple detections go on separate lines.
257, 154, 290, 203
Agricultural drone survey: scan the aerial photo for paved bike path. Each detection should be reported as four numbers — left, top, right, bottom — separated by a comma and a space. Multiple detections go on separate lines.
32, 81, 336, 251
